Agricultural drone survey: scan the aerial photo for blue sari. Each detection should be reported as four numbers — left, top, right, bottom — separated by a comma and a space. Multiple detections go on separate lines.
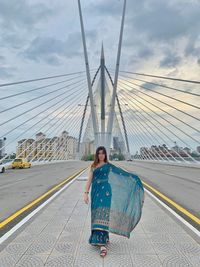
88, 162, 144, 245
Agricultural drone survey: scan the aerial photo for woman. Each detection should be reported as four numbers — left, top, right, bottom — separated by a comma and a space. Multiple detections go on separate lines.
83, 146, 145, 257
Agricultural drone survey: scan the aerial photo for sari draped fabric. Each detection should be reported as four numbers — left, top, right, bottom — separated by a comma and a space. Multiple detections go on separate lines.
89, 162, 144, 239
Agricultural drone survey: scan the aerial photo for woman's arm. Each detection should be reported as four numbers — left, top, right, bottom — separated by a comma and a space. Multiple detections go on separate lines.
84, 166, 93, 193
83, 166, 93, 204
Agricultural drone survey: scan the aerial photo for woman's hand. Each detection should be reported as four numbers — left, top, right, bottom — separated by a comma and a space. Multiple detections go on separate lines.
142, 193, 145, 207
83, 167, 92, 204
84, 193, 89, 204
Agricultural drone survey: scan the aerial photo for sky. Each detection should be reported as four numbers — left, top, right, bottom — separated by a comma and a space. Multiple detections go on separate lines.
0, 0, 200, 156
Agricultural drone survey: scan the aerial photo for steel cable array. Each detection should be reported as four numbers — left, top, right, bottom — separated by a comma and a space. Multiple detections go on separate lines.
108, 69, 200, 163
0, 70, 95, 163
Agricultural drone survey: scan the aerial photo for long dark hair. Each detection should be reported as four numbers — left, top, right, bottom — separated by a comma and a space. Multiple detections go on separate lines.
91, 146, 108, 168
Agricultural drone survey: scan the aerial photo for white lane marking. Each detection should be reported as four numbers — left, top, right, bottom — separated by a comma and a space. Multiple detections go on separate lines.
76, 176, 88, 181
0, 168, 87, 245
144, 188, 200, 238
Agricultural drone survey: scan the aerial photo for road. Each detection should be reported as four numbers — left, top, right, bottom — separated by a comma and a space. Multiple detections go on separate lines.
0, 161, 89, 222
1, 160, 199, 231
117, 161, 200, 222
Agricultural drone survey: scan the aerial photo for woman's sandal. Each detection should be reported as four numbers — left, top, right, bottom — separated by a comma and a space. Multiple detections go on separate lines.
100, 246, 107, 257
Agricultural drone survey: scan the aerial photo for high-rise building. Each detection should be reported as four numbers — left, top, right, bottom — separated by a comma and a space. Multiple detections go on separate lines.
113, 136, 125, 154
17, 138, 35, 160
16, 131, 77, 161
0, 137, 6, 159
113, 136, 120, 151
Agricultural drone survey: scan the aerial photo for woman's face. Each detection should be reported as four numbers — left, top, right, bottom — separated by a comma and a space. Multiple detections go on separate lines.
98, 149, 105, 162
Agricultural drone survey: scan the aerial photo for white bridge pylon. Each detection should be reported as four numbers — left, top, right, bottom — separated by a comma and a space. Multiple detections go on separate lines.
77, 0, 127, 157
81, 45, 127, 157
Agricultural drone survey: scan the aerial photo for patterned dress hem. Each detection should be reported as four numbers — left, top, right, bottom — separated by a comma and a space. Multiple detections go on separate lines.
90, 242, 108, 246
92, 227, 130, 238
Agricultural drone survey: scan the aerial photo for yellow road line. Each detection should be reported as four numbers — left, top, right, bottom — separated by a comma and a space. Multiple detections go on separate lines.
142, 181, 200, 225
0, 168, 86, 229
120, 165, 200, 225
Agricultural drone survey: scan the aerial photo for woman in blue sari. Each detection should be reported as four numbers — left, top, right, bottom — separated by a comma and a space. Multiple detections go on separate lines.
83, 146, 145, 257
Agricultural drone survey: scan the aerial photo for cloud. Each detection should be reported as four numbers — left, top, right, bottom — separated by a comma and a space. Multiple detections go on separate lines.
159, 52, 181, 68
0, 0, 199, 155
0, 0, 54, 50
0, 55, 16, 78
140, 81, 160, 91
0, 55, 5, 63
86, 0, 121, 17
87, 0, 200, 42
0, 0, 53, 30
127, 0, 200, 42
0, 34, 27, 50
22, 37, 70, 65
21, 30, 97, 65
184, 37, 200, 58
137, 46, 154, 59
0, 66, 16, 79
86, 0, 199, 75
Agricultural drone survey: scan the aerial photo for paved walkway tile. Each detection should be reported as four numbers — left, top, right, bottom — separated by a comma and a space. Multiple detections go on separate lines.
0, 170, 200, 266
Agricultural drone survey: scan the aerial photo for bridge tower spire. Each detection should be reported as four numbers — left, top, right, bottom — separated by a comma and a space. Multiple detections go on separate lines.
106, 0, 127, 158
100, 43, 106, 147
77, 0, 99, 151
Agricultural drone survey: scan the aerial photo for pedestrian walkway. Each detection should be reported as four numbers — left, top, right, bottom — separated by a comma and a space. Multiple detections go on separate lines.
0, 169, 200, 267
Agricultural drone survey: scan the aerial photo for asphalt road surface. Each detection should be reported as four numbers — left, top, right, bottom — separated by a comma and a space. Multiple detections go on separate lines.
1, 160, 199, 230
0, 161, 89, 222
117, 160, 200, 221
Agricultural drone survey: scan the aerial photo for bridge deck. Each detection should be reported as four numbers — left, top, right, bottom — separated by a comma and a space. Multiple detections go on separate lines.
0, 169, 200, 267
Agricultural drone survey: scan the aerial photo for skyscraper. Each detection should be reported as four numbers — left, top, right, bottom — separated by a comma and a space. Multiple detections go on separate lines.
0, 137, 6, 159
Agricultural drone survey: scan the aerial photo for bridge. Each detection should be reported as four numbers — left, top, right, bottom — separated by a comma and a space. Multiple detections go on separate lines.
0, 0, 200, 266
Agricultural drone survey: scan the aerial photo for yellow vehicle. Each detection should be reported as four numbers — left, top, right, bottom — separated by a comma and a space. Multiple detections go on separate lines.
12, 158, 31, 169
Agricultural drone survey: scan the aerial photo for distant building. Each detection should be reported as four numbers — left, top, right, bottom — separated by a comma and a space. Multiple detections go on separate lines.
16, 131, 77, 161
35, 137, 55, 160
67, 135, 77, 159
148, 144, 170, 157
183, 147, 191, 154
113, 136, 126, 154
16, 138, 35, 160
138, 143, 192, 159
57, 131, 77, 159
110, 148, 119, 156
172, 145, 180, 152
57, 131, 68, 160
0, 137, 6, 159
113, 137, 120, 151
140, 147, 149, 158
171, 145, 191, 157
36, 132, 46, 141
150, 145, 159, 155
81, 138, 95, 156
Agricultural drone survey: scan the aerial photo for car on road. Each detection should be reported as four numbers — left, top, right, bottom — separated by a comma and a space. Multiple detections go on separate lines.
12, 158, 31, 169
0, 162, 6, 173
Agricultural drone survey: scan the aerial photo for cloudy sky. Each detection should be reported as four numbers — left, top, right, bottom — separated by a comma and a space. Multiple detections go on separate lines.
1, 0, 200, 81
0, 0, 200, 156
